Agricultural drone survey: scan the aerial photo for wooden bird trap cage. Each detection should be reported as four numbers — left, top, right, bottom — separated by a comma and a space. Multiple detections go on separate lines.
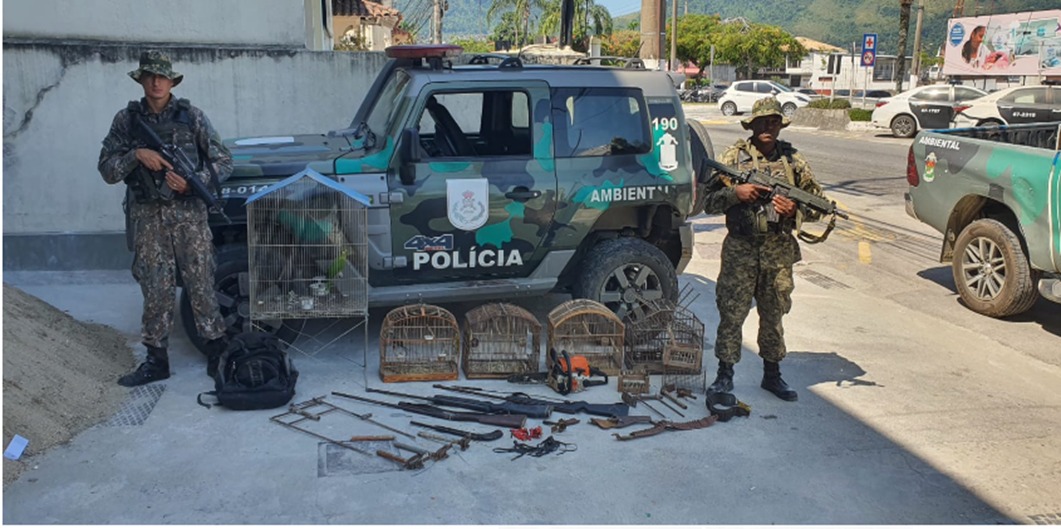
546, 299, 624, 376
623, 298, 704, 374
617, 370, 651, 395
462, 303, 541, 379
246, 169, 370, 321
380, 303, 460, 383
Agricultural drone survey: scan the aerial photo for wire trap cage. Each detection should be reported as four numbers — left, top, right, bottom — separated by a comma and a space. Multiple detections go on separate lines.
547, 298, 624, 376
623, 298, 704, 375
246, 169, 370, 321
380, 303, 460, 382
462, 303, 541, 379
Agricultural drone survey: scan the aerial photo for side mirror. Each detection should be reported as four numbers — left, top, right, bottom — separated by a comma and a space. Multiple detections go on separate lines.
398, 128, 420, 185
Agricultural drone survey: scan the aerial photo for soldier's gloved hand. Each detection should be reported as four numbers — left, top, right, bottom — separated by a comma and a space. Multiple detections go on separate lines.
735, 183, 771, 203
773, 195, 797, 217
165, 171, 189, 194
135, 148, 173, 173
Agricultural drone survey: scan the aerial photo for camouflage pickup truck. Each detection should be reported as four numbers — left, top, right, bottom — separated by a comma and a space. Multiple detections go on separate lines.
178, 45, 715, 350
905, 122, 1061, 317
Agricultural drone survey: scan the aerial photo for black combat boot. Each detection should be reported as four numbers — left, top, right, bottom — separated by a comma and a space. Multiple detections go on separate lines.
761, 360, 798, 401
707, 362, 735, 394
204, 337, 229, 379
118, 345, 170, 387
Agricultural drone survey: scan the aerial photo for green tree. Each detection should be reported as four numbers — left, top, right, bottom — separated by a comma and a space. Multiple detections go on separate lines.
713, 21, 805, 79
487, 0, 549, 48
600, 29, 640, 57
451, 38, 495, 53
489, 11, 522, 48
672, 14, 722, 78
539, 0, 613, 50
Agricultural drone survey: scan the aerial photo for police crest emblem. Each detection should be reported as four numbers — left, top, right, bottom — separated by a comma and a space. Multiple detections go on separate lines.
447, 178, 489, 231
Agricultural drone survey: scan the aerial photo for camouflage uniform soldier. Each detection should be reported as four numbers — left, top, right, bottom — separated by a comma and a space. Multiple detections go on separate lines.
98, 51, 232, 387
701, 97, 825, 402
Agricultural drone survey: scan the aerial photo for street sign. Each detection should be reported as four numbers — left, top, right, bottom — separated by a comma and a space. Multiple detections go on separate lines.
861, 33, 877, 67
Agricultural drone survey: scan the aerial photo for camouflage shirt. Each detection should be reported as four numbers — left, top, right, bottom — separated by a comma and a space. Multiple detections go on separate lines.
98, 96, 232, 218
702, 138, 824, 230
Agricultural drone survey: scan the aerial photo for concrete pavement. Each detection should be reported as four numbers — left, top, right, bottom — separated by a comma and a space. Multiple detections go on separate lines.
2, 213, 1034, 524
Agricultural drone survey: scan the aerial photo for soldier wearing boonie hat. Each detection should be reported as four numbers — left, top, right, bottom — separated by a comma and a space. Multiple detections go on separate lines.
700, 95, 828, 403
98, 50, 232, 388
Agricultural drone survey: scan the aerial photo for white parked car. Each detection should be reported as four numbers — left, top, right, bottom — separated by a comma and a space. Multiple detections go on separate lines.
717, 80, 812, 117
871, 84, 987, 138
952, 85, 1061, 128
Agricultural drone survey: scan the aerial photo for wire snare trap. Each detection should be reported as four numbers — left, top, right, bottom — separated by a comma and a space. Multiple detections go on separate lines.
546, 299, 624, 376
380, 303, 460, 382
462, 303, 542, 379
624, 298, 704, 375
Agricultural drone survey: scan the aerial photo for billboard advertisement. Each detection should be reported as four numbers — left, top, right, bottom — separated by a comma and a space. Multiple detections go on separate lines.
943, 10, 1061, 76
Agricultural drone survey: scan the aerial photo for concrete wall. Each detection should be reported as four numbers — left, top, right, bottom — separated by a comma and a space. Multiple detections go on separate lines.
3, 26, 389, 270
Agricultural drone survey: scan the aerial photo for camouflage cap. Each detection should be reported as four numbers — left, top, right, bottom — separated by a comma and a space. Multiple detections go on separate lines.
128, 50, 183, 86
740, 96, 790, 130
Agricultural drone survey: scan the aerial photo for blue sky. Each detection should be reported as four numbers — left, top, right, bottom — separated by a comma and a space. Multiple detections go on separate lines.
600, 0, 643, 17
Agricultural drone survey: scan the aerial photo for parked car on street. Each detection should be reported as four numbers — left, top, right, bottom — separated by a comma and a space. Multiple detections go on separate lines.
796, 87, 821, 99
717, 80, 812, 117
952, 85, 1061, 127
871, 84, 987, 137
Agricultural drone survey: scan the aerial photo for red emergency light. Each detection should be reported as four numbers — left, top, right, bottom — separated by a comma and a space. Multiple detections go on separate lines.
385, 44, 463, 60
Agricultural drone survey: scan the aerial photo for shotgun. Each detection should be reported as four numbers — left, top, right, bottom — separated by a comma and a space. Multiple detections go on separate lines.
365, 387, 553, 419
433, 384, 629, 417
332, 391, 526, 429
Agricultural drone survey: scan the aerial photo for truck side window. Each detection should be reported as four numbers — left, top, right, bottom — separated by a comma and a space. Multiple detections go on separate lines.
416, 90, 532, 158
550, 87, 650, 158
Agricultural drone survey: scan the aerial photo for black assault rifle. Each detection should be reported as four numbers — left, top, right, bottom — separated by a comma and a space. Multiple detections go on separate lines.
134, 116, 231, 223
365, 387, 553, 419
332, 391, 527, 429
701, 157, 848, 243
433, 384, 630, 417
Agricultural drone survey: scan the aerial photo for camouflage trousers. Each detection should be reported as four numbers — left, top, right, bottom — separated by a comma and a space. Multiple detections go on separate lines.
713, 233, 798, 365
130, 202, 225, 348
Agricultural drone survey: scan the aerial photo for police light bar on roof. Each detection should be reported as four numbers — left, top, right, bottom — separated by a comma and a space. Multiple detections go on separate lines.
385, 44, 463, 59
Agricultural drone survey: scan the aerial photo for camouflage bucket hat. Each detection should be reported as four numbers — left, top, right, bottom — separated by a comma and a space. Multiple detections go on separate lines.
128, 50, 183, 86
740, 96, 790, 130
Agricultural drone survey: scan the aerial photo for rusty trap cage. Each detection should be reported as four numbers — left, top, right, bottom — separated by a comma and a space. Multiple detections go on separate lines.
380, 303, 460, 382
246, 169, 370, 321
462, 303, 541, 379
546, 298, 624, 375
617, 370, 651, 394
623, 298, 705, 375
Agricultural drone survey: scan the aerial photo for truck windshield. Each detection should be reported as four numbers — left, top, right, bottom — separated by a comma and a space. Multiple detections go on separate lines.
363, 70, 412, 143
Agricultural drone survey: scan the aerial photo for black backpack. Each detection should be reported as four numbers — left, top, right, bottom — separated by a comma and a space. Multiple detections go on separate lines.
197, 332, 298, 410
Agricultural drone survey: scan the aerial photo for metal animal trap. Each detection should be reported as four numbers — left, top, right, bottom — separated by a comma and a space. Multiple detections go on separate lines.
623, 298, 705, 374
380, 303, 460, 383
617, 370, 650, 394
246, 169, 370, 321
462, 303, 541, 379
546, 298, 624, 376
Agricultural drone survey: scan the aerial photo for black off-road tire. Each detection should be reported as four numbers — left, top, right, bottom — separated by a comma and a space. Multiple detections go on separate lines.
573, 237, 679, 321
180, 245, 302, 354
951, 219, 1041, 318
890, 114, 918, 138
688, 119, 717, 216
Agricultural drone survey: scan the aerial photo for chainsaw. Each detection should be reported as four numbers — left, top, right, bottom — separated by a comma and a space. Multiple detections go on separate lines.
546, 348, 608, 395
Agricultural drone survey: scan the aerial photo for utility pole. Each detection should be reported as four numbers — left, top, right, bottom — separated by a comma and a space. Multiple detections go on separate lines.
432, 0, 442, 44
910, 0, 925, 86
670, 0, 678, 71
640, 0, 661, 68
895, 0, 913, 93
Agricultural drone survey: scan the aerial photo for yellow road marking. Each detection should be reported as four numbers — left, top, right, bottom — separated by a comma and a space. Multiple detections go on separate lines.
858, 240, 872, 264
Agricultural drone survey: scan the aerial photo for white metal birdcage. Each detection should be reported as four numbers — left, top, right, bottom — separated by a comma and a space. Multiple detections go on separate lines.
246, 169, 370, 321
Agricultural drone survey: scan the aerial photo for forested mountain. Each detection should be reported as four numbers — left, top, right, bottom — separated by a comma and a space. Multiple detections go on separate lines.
430, 0, 1058, 56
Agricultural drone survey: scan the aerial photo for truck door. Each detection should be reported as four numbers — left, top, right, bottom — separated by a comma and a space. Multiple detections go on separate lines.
387, 82, 556, 284
997, 86, 1051, 124
909, 86, 955, 129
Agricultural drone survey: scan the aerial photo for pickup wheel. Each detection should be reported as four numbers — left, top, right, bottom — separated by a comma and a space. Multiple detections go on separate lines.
720, 102, 737, 116
573, 238, 679, 321
951, 219, 1041, 318
890, 114, 918, 138
688, 119, 716, 215
179, 245, 302, 354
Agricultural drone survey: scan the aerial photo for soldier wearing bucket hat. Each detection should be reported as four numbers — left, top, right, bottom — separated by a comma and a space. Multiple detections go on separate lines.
98, 50, 232, 387
700, 96, 828, 402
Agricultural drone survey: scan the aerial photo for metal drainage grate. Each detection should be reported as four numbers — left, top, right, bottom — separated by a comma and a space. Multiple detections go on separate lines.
1029, 513, 1061, 525
796, 269, 851, 290
317, 441, 403, 477
104, 384, 166, 427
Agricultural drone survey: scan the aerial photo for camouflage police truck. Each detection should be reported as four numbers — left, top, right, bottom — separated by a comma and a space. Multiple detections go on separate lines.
905, 121, 1061, 318
180, 45, 715, 351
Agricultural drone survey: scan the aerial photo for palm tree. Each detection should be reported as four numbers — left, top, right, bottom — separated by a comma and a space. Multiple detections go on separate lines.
487, 0, 549, 48
538, 0, 612, 50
